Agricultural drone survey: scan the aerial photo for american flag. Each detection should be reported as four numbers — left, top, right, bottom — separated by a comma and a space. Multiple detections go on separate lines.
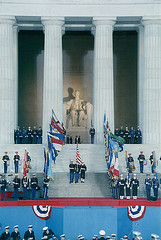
76, 143, 82, 165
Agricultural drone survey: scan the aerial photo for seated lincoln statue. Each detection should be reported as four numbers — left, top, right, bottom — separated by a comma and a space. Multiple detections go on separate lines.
63, 90, 92, 129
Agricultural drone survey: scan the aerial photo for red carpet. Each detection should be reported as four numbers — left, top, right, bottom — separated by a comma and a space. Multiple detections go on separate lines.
0, 198, 161, 207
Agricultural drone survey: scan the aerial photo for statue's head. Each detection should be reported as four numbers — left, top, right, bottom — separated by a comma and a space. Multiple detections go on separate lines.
75, 90, 80, 99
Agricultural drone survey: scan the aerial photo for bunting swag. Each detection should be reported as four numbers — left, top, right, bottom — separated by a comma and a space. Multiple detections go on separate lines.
127, 206, 146, 221
32, 205, 52, 220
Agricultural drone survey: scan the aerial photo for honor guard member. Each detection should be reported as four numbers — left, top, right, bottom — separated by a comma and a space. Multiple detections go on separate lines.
118, 174, 125, 200
13, 151, 20, 173
43, 175, 50, 199
37, 126, 42, 144
31, 174, 38, 200
152, 175, 159, 200
149, 151, 156, 173
13, 174, 20, 199
27, 126, 32, 144
129, 127, 135, 144
128, 153, 135, 173
135, 126, 142, 144
124, 127, 130, 144
151, 234, 159, 240
2, 152, 10, 174
98, 230, 106, 240
0, 175, 7, 200
114, 128, 119, 137
11, 225, 21, 240
119, 126, 125, 139
145, 174, 152, 200
22, 175, 29, 200
43, 226, 55, 239
24, 225, 35, 240
1, 226, 10, 240
111, 234, 116, 240
32, 126, 37, 144
15, 126, 21, 144
75, 163, 81, 183
69, 160, 75, 183
138, 151, 145, 173
130, 173, 139, 200
22, 127, 27, 144
78, 235, 83, 240
125, 175, 131, 200
26, 152, 32, 172
60, 234, 65, 240
89, 125, 95, 144
80, 161, 87, 183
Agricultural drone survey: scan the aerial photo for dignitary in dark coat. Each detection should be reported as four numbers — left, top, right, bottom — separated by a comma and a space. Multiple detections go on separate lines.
69, 160, 75, 183
130, 173, 139, 199
98, 230, 106, 240
118, 174, 125, 200
42, 226, 55, 239
31, 174, 38, 200
22, 175, 29, 200
0, 175, 7, 200
43, 175, 50, 199
11, 225, 21, 240
152, 175, 159, 200
138, 151, 145, 173
125, 175, 131, 199
13, 151, 21, 173
13, 174, 20, 199
1, 226, 10, 240
2, 152, 10, 174
80, 161, 87, 183
24, 225, 35, 240
145, 174, 152, 200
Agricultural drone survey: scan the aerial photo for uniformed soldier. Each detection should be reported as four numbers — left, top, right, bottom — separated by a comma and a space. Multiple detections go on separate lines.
80, 161, 87, 183
22, 127, 27, 144
133, 231, 141, 240
32, 126, 37, 144
43, 175, 50, 199
24, 225, 35, 240
2, 152, 10, 174
119, 126, 125, 139
15, 126, 21, 144
1, 226, 10, 240
13, 151, 20, 173
114, 128, 119, 137
149, 151, 156, 173
31, 174, 38, 200
0, 175, 7, 200
111, 234, 116, 240
129, 127, 135, 144
127, 153, 135, 173
60, 234, 65, 240
145, 174, 152, 200
98, 230, 106, 240
43, 226, 55, 239
118, 174, 125, 200
152, 175, 159, 200
89, 125, 95, 144
27, 126, 32, 144
11, 225, 21, 240
22, 175, 29, 200
151, 234, 159, 240
111, 177, 119, 199
26, 152, 32, 172
75, 163, 81, 183
137, 151, 145, 173
124, 127, 130, 144
125, 175, 131, 200
135, 126, 142, 144
106, 236, 111, 240
130, 173, 139, 200
13, 174, 20, 199
69, 160, 75, 183
37, 126, 42, 144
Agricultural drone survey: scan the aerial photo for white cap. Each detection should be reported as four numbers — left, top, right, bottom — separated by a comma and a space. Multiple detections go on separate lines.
5, 226, 9, 229
28, 225, 33, 228
133, 232, 141, 236
99, 230, 106, 236
43, 227, 48, 231
60, 234, 65, 237
14, 225, 18, 229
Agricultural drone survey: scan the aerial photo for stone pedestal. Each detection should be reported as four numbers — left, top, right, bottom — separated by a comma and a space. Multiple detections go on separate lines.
0, 16, 16, 144
41, 17, 64, 143
141, 17, 161, 144
93, 17, 116, 143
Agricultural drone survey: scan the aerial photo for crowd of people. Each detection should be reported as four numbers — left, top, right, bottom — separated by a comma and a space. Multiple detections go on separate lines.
14, 126, 42, 144
114, 126, 142, 144
69, 160, 87, 183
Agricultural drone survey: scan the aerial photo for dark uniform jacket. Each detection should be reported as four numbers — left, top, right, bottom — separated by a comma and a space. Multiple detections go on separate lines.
24, 230, 35, 240
14, 154, 20, 164
43, 229, 55, 239
43, 178, 50, 189
11, 231, 21, 240
31, 177, 38, 189
3, 155, 9, 164
0, 179, 6, 190
13, 178, 20, 189
22, 177, 29, 188
1, 232, 11, 240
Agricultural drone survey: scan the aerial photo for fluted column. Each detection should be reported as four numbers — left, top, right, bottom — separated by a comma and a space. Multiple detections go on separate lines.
141, 17, 161, 144
93, 17, 116, 144
0, 16, 16, 144
42, 17, 64, 144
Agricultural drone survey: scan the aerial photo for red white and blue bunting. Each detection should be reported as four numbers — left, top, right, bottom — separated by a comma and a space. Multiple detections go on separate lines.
127, 206, 146, 221
32, 205, 52, 220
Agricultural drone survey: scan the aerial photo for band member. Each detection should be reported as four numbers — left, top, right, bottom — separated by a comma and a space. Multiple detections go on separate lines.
11, 225, 21, 240
2, 152, 10, 174
13, 151, 21, 173
137, 151, 145, 173
42, 226, 55, 239
24, 225, 35, 240
125, 175, 131, 199
152, 175, 159, 200
1, 226, 10, 240
118, 174, 125, 200
13, 174, 20, 199
130, 173, 139, 199
145, 174, 152, 200
31, 174, 38, 200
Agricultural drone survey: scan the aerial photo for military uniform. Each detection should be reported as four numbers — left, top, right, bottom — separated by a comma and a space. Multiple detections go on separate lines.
37, 127, 42, 144
152, 177, 159, 200
13, 175, 20, 199
1, 227, 10, 240
145, 176, 152, 200
127, 154, 135, 173
118, 176, 125, 199
130, 175, 139, 199
75, 163, 81, 183
2, 152, 10, 174
0, 176, 7, 200
22, 176, 29, 200
80, 163, 87, 183
13, 152, 20, 173
119, 127, 125, 139
114, 128, 119, 137
43, 176, 50, 198
125, 177, 131, 199
69, 161, 75, 183
22, 127, 27, 144
138, 152, 145, 173
129, 127, 135, 144
135, 127, 142, 144
11, 226, 21, 240
24, 226, 35, 240
43, 227, 55, 239
31, 175, 38, 200
111, 178, 119, 199
124, 127, 130, 144
27, 127, 32, 144
32, 126, 37, 144
89, 127, 95, 144
15, 127, 21, 144
149, 153, 156, 173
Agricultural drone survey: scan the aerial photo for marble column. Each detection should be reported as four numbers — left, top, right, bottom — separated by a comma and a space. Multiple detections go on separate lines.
93, 17, 116, 144
0, 16, 16, 144
141, 17, 161, 144
41, 17, 64, 144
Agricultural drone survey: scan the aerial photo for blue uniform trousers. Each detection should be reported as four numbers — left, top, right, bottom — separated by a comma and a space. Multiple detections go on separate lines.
75, 172, 79, 183
32, 187, 36, 200
4, 164, 7, 174
146, 187, 151, 200
1, 189, 5, 200
15, 163, 18, 173
70, 171, 74, 183
23, 187, 28, 200
91, 135, 94, 144
14, 188, 19, 199
140, 162, 144, 173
